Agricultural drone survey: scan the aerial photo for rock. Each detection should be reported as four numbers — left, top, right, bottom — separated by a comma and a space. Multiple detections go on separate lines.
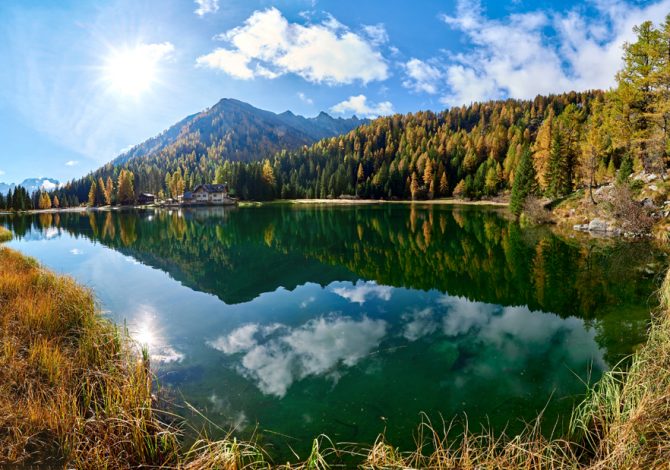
588, 218, 609, 232
645, 173, 658, 183
642, 198, 655, 208
650, 184, 658, 191
573, 224, 588, 231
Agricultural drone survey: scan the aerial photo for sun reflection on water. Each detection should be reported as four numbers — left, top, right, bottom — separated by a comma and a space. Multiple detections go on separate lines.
130, 309, 184, 364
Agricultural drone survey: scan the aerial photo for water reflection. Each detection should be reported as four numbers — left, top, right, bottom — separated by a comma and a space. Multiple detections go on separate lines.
0, 205, 665, 457
130, 308, 185, 365
209, 315, 388, 397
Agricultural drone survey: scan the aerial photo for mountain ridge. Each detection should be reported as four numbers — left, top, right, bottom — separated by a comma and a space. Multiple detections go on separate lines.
111, 98, 366, 167
0, 177, 59, 195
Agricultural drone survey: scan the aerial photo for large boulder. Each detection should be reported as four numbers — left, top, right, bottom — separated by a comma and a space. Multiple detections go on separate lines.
588, 218, 609, 232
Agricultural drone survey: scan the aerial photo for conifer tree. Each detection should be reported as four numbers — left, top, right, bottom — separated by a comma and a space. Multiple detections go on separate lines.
88, 181, 97, 207
510, 148, 537, 219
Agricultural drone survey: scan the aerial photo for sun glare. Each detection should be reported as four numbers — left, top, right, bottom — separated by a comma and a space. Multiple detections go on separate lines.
102, 43, 173, 97
134, 320, 156, 348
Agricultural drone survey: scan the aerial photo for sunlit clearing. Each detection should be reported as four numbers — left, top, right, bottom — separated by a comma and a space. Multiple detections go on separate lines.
102, 43, 172, 97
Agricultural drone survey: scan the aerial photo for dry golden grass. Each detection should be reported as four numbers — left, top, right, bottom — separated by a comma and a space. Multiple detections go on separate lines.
0, 247, 179, 468
0, 226, 11, 242
3, 240, 670, 469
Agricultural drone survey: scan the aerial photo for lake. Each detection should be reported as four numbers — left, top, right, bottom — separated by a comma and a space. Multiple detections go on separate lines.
1, 204, 665, 460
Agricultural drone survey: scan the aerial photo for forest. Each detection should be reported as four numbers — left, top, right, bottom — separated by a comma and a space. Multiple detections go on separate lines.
5, 17, 668, 214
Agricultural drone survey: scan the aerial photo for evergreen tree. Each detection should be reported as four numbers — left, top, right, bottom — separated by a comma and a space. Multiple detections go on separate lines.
117, 169, 135, 205
88, 181, 97, 207
439, 171, 448, 197
617, 155, 634, 185
510, 148, 537, 219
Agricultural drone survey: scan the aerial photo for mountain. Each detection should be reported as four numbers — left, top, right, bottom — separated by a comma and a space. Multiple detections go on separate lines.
112, 98, 365, 166
0, 177, 59, 195
56, 98, 365, 204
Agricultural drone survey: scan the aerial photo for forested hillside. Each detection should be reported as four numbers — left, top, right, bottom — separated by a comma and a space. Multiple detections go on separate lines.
49, 17, 670, 209
49, 99, 364, 204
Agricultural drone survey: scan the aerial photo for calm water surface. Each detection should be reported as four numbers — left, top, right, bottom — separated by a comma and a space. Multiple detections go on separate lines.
1, 205, 665, 459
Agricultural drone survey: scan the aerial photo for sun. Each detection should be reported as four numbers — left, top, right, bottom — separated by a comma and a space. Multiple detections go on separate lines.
102, 43, 173, 98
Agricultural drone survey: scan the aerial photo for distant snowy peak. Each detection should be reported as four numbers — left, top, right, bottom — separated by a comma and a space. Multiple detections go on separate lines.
0, 177, 60, 194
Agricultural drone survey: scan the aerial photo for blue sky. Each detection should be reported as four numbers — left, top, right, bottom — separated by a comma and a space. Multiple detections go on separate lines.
0, 0, 669, 184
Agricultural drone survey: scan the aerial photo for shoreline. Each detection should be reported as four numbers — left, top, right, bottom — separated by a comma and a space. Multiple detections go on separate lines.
1, 198, 509, 216
276, 197, 509, 206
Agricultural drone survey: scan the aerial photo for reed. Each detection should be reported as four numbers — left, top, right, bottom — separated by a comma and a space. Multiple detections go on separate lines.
0, 247, 179, 468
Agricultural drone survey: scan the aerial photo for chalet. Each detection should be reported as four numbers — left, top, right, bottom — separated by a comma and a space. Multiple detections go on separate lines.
178, 191, 194, 205
190, 184, 235, 205
137, 193, 155, 205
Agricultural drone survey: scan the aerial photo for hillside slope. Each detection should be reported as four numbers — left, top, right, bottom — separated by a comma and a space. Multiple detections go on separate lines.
58, 99, 364, 202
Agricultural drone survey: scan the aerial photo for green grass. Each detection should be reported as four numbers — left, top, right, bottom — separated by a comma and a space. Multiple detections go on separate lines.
0, 226, 12, 242
2, 244, 670, 468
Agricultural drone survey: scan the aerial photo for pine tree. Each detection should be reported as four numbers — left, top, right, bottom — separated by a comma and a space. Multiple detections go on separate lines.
546, 132, 564, 198
423, 159, 433, 186
617, 155, 634, 185
117, 170, 135, 205
357, 163, 365, 182
88, 181, 97, 207
104, 177, 114, 205
410, 171, 419, 200
439, 171, 448, 196
510, 148, 537, 219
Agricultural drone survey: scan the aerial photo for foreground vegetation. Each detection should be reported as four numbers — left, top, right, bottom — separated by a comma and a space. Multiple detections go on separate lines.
0, 226, 11, 242
1, 228, 670, 468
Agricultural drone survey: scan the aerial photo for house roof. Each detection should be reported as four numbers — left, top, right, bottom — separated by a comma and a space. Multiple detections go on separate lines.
139, 193, 155, 198
193, 184, 228, 193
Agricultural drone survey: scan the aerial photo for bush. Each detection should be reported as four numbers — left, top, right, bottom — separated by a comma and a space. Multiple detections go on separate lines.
523, 196, 553, 225
610, 183, 654, 234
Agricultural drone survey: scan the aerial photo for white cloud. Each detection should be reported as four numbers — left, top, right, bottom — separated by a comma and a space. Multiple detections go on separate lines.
330, 95, 394, 118
362, 23, 389, 45
194, 0, 219, 17
208, 324, 260, 354
44, 227, 59, 239
331, 280, 393, 304
402, 308, 439, 341
65, 160, 79, 167
402, 58, 443, 94
297, 92, 314, 105
0, 170, 5, 176
196, 48, 254, 79
417, 0, 670, 106
70, 248, 83, 255
152, 346, 185, 364
439, 295, 498, 337
197, 7, 389, 85
209, 316, 387, 397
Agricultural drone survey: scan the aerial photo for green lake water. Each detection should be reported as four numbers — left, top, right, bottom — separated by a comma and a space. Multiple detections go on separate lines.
1, 204, 666, 460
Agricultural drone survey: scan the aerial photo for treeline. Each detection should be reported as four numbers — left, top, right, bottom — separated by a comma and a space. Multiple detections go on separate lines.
0, 185, 79, 211
53, 17, 670, 206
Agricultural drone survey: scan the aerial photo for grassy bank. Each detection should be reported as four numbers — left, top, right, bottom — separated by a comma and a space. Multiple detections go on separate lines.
0, 245, 180, 468
1, 237, 670, 468
0, 226, 12, 242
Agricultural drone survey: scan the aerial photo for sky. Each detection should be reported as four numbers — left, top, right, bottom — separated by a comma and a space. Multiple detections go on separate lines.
1, 0, 670, 185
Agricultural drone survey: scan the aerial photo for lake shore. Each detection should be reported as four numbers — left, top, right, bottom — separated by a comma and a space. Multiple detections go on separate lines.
280, 197, 509, 206
1, 221, 670, 468
1, 197, 509, 216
